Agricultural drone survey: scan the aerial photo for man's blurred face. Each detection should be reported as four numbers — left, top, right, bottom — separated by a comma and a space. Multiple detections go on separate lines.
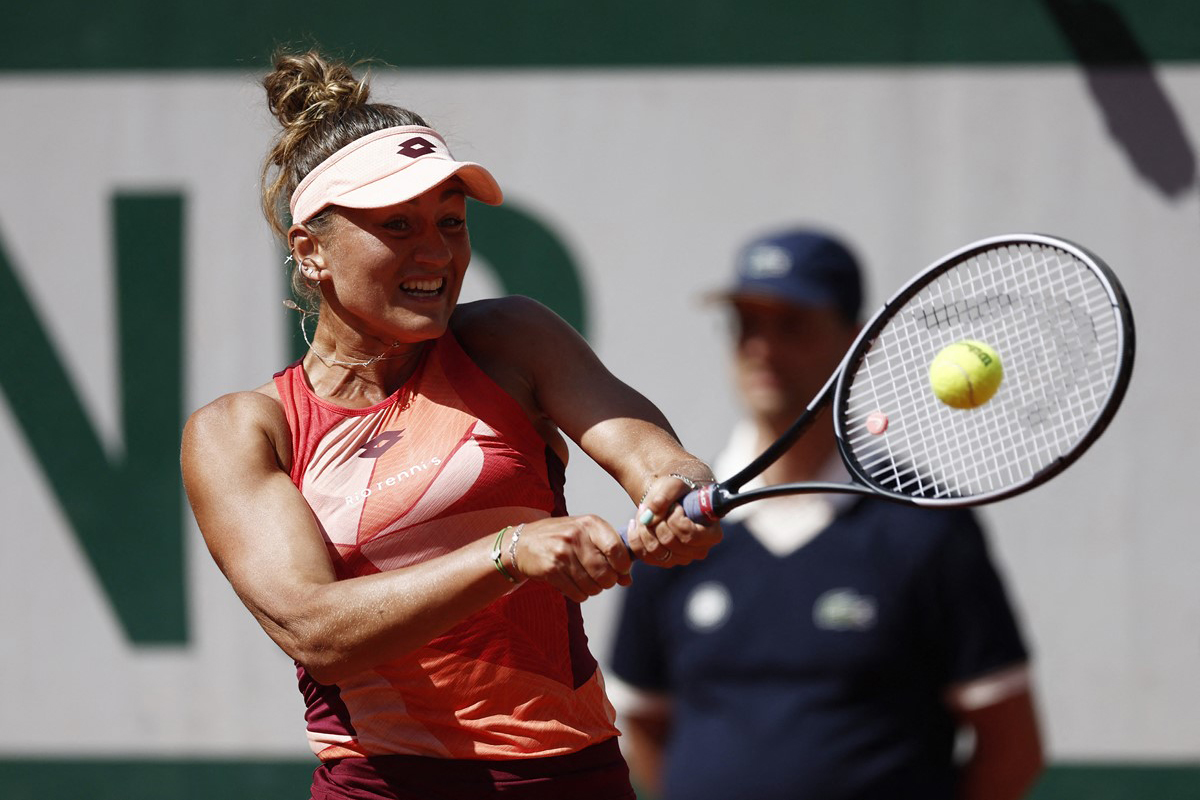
732, 298, 859, 427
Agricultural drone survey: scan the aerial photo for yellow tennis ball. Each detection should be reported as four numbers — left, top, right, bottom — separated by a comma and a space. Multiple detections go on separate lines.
929, 340, 1004, 409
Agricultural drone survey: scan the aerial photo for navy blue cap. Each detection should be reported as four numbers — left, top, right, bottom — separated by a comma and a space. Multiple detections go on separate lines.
717, 229, 863, 323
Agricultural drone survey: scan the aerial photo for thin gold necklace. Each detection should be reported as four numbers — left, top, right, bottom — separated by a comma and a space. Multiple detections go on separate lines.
284, 300, 406, 368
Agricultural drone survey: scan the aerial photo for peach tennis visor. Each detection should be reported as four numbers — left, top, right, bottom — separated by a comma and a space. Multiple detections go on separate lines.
289, 125, 503, 224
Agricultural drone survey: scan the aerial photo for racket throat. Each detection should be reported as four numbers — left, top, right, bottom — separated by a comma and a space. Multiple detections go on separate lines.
724, 373, 838, 494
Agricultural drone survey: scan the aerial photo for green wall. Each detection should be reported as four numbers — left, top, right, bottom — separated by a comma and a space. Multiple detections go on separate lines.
3, 758, 1200, 799
5, 0, 1200, 70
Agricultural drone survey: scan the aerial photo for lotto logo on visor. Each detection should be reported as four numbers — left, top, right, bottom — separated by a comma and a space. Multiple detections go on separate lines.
289, 125, 503, 224
397, 136, 436, 158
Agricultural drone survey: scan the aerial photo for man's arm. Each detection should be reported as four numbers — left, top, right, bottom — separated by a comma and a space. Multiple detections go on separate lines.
621, 709, 672, 799
950, 666, 1045, 800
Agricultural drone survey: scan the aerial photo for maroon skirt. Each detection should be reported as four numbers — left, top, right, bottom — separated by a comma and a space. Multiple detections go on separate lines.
310, 737, 635, 800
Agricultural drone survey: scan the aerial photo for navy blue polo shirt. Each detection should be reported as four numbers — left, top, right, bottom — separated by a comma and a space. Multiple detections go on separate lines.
610, 500, 1028, 800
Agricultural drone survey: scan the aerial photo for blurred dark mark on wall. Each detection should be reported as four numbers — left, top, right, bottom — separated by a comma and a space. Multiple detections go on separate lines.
1045, 0, 1196, 199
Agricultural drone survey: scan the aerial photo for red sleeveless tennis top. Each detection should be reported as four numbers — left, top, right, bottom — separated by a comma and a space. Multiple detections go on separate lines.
272, 332, 618, 761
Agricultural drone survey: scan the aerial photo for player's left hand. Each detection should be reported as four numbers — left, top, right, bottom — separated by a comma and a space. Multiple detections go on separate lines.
628, 474, 722, 567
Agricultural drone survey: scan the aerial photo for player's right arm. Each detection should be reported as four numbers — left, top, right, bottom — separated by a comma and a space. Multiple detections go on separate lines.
180, 391, 627, 684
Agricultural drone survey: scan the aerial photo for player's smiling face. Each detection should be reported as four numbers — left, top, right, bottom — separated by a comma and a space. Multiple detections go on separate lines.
319, 180, 472, 345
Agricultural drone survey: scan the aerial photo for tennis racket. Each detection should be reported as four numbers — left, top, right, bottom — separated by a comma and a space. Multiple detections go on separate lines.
645, 233, 1136, 531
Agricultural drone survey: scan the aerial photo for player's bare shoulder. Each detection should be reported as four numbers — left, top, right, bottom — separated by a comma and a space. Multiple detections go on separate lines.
449, 297, 579, 462
453, 295, 561, 335
452, 296, 580, 358
181, 381, 293, 482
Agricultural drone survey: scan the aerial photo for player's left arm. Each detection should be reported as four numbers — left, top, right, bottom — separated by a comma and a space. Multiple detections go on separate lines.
948, 665, 1045, 800
455, 296, 721, 563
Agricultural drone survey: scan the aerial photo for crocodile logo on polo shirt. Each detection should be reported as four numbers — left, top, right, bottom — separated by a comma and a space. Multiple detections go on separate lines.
813, 588, 877, 631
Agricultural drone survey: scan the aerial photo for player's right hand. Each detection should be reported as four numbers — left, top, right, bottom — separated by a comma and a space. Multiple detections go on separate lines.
513, 515, 633, 602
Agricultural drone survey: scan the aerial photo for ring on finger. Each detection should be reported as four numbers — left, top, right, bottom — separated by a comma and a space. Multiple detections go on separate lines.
656, 547, 672, 562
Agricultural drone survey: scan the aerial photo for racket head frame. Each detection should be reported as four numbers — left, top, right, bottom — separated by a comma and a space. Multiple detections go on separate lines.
683, 233, 1136, 524
831, 232, 1136, 507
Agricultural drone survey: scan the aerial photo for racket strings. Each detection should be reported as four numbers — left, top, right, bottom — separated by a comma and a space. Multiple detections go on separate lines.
934, 246, 1109, 492
840, 242, 1123, 500
934, 246, 1112, 491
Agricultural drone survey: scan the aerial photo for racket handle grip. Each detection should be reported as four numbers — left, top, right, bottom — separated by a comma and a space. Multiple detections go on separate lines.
681, 487, 709, 522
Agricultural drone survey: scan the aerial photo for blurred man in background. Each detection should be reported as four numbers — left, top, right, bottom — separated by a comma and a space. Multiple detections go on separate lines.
609, 228, 1044, 800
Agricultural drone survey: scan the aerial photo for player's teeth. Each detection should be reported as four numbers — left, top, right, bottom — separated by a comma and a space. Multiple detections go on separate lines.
402, 278, 443, 292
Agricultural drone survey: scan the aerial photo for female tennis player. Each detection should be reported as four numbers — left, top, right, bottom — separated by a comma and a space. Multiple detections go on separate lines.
180, 51, 720, 799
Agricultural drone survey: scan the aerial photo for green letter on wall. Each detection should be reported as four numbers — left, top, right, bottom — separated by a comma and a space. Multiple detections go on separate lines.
0, 194, 186, 644
466, 201, 590, 336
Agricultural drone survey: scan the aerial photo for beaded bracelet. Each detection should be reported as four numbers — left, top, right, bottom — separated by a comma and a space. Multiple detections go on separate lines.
642, 470, 717, 503
507, 523, 525, 579
491, 526, 517, 583
669, 473, 716, 490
